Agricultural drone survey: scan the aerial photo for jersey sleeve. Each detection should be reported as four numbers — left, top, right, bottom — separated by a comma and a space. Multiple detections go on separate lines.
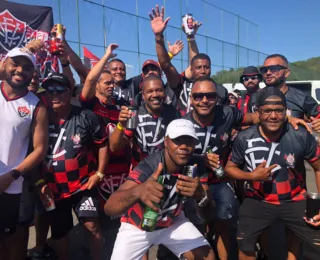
79, 93, 95, 110
303, 95, 320, 118
86, 110, 107, 145
304, 132, 320, 162
229, 134, 246, 165
231, 106, 243, 127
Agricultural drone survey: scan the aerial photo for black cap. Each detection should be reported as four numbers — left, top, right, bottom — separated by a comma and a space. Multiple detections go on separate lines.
240, 66, 261, 82
256, 87, 286, 107
42, 72, 71, 89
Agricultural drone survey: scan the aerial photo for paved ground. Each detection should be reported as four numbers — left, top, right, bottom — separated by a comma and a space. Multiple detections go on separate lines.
28, 162, 318, 259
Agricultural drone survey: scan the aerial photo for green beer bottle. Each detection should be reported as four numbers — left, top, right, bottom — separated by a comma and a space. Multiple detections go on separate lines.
141, 175, 164, 232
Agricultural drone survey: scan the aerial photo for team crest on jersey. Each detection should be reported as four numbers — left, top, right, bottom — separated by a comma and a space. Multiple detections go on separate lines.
17, 106, 30, 117
71, 134, 81, 148
284, 153, 295, 167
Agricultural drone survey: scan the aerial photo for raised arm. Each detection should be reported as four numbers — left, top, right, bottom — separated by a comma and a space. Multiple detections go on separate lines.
81, 43, 118, 100
149, 5, 181, 88
183, 21, 202, 79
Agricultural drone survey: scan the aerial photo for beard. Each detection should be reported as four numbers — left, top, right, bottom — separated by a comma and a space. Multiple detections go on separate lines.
265, 76, 286, 88
5, 72, 32, 90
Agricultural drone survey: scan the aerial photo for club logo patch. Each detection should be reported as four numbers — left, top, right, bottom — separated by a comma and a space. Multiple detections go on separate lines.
284, 153, 295, 167
71, 134, 81, 148
286, 109, 292, 117
17, 106, 30, 117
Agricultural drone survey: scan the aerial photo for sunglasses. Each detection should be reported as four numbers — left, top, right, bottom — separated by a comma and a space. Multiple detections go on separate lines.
242, 75, 259, 82
259, 65, 287, 74
47, 86, 69, 95
192, 92, 217, 102
258, 108, 286, 115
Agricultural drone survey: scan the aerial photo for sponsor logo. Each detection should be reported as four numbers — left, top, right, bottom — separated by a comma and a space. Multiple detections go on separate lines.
79, 197, 97, 211
284, 153, 295, 167
17, 106, 30, 117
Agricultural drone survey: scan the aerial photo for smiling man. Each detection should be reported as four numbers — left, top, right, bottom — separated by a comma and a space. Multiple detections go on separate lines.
0, 47, 48, 260
225, 87, 320, 260
105, 119, 214, 260
109, 75, 180, 167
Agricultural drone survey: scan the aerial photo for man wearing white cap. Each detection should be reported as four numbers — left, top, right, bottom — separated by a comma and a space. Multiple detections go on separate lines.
105, 119, 215, 260
0, 47, 48, 260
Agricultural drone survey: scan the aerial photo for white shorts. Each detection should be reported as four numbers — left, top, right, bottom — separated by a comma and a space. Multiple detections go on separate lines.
111, 212, 210, 260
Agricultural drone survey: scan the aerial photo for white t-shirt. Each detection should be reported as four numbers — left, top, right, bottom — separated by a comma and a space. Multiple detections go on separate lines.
0, 82, 40, 194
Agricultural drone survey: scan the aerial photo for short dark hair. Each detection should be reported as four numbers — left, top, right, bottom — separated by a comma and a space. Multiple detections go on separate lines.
98, 69, 111, 82
141, 74, 164, 91
191, 53, 211, 66
193, 76, 216, 87
108, 58, 125, 67
265, 54, 289, 65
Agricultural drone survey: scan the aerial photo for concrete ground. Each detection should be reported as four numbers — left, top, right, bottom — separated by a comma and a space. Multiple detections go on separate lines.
28, 162, 318, 260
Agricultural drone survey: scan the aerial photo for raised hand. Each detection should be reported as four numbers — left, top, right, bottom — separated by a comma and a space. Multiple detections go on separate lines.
139, 163, 164, 211
167, 40, 184, 57
149, 5, 170, 36
106, 43, 118, 59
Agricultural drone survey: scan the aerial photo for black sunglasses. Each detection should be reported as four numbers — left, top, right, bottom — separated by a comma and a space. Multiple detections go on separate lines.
242, 75, 259, 82
192, 92, 217, 102
47, 86, 69, 95
259, 65, 287, 74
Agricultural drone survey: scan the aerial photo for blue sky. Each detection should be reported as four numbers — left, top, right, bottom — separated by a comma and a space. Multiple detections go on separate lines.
214, 0, 320, 62
7, 0, 320, 79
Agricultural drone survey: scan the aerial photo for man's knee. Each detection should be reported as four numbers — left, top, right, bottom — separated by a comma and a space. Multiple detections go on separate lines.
182, 245, 215, 260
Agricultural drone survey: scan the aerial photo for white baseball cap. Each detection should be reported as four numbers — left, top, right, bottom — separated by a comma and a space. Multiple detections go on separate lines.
5, 47, 36, 67
165, 119, 198, 140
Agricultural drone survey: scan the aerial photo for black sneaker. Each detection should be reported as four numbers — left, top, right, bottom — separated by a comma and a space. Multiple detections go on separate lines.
31, 245, 56, 260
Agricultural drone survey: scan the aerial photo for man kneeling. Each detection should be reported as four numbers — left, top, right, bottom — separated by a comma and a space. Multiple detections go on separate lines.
104, 119, 215, 260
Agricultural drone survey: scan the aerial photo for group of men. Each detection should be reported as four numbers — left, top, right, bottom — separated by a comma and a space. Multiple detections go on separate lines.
0, 4, 320, 260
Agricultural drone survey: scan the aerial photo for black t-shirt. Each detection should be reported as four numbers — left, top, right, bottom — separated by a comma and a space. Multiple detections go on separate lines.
113, 75, 142, 106
229, 123, 320, 204
249, 86, 320, 119
43, 106, 107, 200
121, 150, 207, 230
125, 103, 180, 167
173, 76, 228, 116
183, 105, 243, 183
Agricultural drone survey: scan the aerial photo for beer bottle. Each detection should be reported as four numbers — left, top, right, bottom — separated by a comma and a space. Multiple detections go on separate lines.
51, 24, 64, 55
141, 175, 164, 232
206, 147, 225, 179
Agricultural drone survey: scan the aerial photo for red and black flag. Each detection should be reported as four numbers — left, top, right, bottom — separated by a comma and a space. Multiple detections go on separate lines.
83, 46, 100, 69
0, 1, 58, 79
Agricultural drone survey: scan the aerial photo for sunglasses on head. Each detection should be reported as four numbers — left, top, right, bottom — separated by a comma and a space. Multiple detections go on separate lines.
242, 75, 259, 82
192, 92, 217, 102
47, 86, 69, 95
259, 65, 287, 74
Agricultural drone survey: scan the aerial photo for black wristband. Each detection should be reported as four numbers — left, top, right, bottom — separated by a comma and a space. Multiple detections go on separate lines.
11, 169, 21, 180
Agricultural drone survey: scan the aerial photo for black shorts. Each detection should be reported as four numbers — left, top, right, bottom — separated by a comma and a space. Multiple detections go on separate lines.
18, 179, 36, 226
0, 193, 21, 237
46, 189, 100, 240
237, 198, 320, 260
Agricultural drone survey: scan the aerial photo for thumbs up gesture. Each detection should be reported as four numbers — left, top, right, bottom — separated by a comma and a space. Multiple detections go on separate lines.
139, 163, 164, 211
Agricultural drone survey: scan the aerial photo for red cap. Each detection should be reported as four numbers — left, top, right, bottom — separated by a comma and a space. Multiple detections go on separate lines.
142, 59, 160, 70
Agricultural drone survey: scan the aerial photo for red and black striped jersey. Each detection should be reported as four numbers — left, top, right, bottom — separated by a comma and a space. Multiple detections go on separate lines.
121, 150, 208, 230
229, 123, 320, 204
42, 106, 107, 200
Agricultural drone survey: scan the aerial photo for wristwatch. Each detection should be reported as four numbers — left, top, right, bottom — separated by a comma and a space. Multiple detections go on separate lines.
10, 169, 21, 180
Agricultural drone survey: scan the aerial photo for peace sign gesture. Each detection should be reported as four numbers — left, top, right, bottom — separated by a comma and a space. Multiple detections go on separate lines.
149, 5, 170, 36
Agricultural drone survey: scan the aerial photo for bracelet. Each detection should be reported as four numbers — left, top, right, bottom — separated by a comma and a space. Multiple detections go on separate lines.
95, 171, 105, 181
155, 35, 164, 44
116, 122, 125, 131
168, 52, 173, 60
34, 179, 45, 187
187, 37, 195, 42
